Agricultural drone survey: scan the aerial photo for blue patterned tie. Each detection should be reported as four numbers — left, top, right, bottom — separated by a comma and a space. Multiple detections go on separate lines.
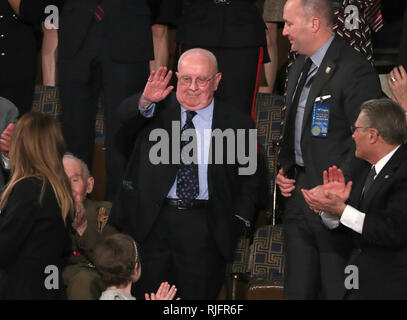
176, 110, 199, 200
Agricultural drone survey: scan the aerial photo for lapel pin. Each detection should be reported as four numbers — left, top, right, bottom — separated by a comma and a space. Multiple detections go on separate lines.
385, 175, 390, 179
325, 66, 331, 74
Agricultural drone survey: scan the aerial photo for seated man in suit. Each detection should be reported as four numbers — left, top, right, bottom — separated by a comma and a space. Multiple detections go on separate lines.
109, 48, 260, 300
302, 98, 407, 299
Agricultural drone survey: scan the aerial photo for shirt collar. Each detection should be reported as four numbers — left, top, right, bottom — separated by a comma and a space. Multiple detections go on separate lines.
309, 34, 335, 68
373, 144, 401, 176
180, 98, 214, 122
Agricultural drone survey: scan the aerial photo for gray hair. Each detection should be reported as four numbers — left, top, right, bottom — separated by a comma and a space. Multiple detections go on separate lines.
360, 98, 407, 145
63, 153, 92, 179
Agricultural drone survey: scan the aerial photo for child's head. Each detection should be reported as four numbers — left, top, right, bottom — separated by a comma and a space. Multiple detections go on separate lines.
94, 233, 141, 288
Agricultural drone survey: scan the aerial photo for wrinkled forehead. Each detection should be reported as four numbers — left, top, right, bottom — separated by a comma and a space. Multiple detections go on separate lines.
63, 157, 87, 178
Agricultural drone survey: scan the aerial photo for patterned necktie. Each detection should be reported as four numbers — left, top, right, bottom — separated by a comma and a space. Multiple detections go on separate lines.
95, 3, 104, 22
279, 58, 313, 170
176, 110, 199, 200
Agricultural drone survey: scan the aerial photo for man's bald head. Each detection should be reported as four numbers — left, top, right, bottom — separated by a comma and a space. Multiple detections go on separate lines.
178, 48, 219, 75
63, 153, 94, 199
176, 48, 222, 111
300, 0, 334, 27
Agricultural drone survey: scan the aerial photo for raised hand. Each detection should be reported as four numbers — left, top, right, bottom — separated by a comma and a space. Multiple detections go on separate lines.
0, 123, 15, 155
322, 166, 352, 202
72, 193, 88, 236
388, 65, 407, 110
140, 66, 174, 108
145, 282, 180, 300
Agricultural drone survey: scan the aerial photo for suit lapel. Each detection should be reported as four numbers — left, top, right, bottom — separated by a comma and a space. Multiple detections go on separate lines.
301, 37, 341, 137
359, 145, 406, 211
286, 56, 305, 111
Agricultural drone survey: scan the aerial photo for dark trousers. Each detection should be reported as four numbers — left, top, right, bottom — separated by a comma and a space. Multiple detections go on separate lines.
282, 169, 353, 299
133, 204, 226, 300
179, 44, 264, 117
0, 50, 36, 116
58, 20, 149, 200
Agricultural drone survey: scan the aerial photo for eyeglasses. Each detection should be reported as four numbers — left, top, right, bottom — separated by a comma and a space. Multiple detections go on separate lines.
350, 125, 366, 133
177, 74, 217, 87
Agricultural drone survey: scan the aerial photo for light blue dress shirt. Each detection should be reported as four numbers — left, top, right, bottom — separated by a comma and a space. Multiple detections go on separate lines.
139, 99, 214, 200
294, 35, 335, 166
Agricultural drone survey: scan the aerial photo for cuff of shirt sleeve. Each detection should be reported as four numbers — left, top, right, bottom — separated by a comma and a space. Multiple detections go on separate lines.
320, 211, 340, 229
139, 103, 156, 118
1, 153, 10, 170
340, 205, 365, 234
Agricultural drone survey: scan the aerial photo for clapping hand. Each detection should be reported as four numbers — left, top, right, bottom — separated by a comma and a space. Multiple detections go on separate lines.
301, 166, 352, 215
139, 67, 174, 109
145, 281, 180, 300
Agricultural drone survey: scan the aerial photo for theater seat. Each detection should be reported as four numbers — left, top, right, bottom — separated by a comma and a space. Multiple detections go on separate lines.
228, 224, 285, 300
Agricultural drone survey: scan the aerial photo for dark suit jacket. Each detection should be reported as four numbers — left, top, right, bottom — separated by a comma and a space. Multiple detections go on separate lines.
58, 0, 153, 62
109, 92, 259, 261
177, 0, 266, 47
280, 35, 382, 190
346, 144, 407, 299
0, 178, 69, 299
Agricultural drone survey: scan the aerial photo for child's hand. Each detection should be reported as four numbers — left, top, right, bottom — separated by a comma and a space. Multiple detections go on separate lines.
145, 282, 180, 300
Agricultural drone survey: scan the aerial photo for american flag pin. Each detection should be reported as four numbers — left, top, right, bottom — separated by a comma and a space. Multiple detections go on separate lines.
325, 67, 331, 74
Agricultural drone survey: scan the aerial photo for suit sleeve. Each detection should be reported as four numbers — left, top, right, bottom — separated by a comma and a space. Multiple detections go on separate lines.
116, 92, 155, 159
361, 176, 407, 248
0, 179, 41, 266
340, 61, 382, 178
233, 117, 261, 223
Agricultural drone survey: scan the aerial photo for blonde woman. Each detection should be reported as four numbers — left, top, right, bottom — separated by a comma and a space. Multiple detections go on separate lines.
0, 112, 74, 299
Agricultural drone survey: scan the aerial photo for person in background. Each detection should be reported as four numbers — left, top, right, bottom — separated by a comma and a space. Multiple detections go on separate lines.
62, 154, 117, 300
177, 0, 268, 117
0, 112, 74, 299
58, 0, 154, 201
388, 65, 407, 112
302, 98, 407, 299
261, 0, 286, 93
94, 233, 178, 300
0, 97, 18, 188
276, 0, 382, 299
0, 0, 61, 115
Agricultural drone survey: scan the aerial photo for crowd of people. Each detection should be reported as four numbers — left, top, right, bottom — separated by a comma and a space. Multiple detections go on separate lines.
0, 0, 407, 300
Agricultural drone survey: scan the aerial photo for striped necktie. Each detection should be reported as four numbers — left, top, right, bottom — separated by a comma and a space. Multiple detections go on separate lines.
95, 3, 104, 22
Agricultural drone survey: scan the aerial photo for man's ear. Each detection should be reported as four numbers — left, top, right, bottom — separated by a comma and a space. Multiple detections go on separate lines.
214, 72, 222, 91
311, 17, 321, 33
369, 128, 379, 143
86, 176, 94, 194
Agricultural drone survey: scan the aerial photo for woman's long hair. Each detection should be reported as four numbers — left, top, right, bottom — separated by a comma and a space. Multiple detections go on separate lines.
0, 112, 74, 221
